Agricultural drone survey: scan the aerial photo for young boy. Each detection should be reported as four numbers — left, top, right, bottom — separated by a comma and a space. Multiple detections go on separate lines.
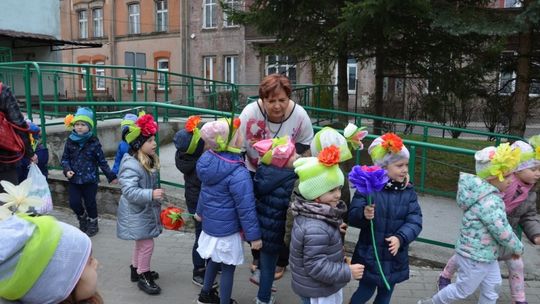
418, 143, 524, 304
290, 146, 365, 304
349, 133, 422, 304
173, 115, 210, 287
112, 113, 138, 175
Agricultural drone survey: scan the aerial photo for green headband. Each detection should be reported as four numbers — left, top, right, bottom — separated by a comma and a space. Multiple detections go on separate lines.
125, 125, 141, 144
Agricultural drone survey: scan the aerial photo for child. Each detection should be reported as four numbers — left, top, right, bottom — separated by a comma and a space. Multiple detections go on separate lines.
17, 119, 49, 182
437, 139, 540, 304
195, 118, 262, 304
349, 133, 422, 304
0, 183, 101, 304
116, 114, 163, 295
251, 135, 298, 304
173, 115, 210, 287
290, 145, 365, 304
112, 113, 138, 175
418, 143, 524, 304
61, 107, 117, 237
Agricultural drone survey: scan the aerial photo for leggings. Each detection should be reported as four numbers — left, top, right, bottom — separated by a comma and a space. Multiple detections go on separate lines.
202, 260, 236, 304
132, 239, 154, 274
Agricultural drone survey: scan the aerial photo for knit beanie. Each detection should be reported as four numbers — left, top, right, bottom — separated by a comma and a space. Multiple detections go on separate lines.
0, 215, 91, 304
64, 107, 94, 130
253, 135, 296, 168
310, 123, 368, 162
475, 143, 521, 181
120, 113, 138, 132
294, 145, 344, 200
173, 115, 205, 156
511, 140, 540, 171
125, 114, 159, 151
368, 133, 410, 167
200, 117, 241, 153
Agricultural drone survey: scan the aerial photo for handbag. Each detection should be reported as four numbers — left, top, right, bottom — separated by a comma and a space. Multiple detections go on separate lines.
0, 82, 29, 163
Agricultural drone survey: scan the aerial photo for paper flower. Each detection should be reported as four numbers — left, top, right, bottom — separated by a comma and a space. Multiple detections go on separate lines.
318, 145, 340, 166
536, 147, 540, 160
233, 118, 241, 129
381, 133, 403, 154
344, 123, 368, 150
136, 114, 159, 137
0, 179, 43, 217
64, 114, 74, 129
185, 115, 201, 132
160, 207, 185, 230
487, 143, 521, 181
349, 165, 389, 195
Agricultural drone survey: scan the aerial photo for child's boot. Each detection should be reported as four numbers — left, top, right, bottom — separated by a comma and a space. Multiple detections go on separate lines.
86, 217, 99, 237
138, 271, 161, 295
76, 212, 88, 232
130, 265, 159, 282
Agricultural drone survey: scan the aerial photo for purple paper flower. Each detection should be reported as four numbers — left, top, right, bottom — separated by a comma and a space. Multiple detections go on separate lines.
348, 165, 389, 195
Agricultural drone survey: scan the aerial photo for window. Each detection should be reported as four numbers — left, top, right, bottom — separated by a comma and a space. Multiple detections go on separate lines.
80, 63, 89, 90
203, 0, 217, 28
156, 1, 168, 32
499, 71, 515, 95
93, 8, 103, 37
79, 10, 88, 39
128, 3, 140, 34
203, 56, 216, 91
347, 58, 357, 93
223, 0, 240, 27
265, 55, 297, 84
224, 56, 238, 83
531, 81, 540, 96
125, 51, 146, 91
157, 59, 169, 90
95, 62, 106, 91
504, 0, 522, 8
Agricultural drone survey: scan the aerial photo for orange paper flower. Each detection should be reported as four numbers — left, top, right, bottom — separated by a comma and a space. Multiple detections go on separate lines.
381, 133, 403, 154
64, 114, 74, 128
318, 145, 340, 166
185, 115, 201, 132
233, 118, 241, 129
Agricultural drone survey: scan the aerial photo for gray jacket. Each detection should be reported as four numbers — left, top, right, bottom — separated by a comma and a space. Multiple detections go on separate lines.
289, 197, 351, 298
116, 154, 162, 240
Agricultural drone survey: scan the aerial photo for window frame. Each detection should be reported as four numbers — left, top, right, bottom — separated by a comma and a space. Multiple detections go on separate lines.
223, 0, 240, 28
156, 0, 168, 32
347, 59, 357, 94
94, 61, 106, 91
265, 55, 297, 84
80, 63, 90, 91
202, 0, 217, 29
156, 58, 169, 90
224, 55, 238, 84
203, 56, 216, 91
92, 8, 103, 38
78, 10, 88, 39
128, 3, 141, 35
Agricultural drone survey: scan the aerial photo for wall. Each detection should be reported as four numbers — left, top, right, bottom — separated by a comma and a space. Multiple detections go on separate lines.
0, 0, 60, 38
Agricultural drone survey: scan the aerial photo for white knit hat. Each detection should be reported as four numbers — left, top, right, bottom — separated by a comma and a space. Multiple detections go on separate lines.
511, 140, 540, 171
368, 133, 410, 167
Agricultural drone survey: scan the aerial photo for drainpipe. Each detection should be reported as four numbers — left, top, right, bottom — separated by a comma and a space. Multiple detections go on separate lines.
110, 0, 117, 99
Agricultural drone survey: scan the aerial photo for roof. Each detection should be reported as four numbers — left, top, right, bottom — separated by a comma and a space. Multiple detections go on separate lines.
0, 29, 102, 50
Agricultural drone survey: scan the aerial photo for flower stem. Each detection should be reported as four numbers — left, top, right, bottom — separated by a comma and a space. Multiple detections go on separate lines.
368, 195, 391, 290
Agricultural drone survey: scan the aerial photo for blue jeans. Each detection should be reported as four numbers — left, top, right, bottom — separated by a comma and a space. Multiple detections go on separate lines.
257, 251, 279, 302
299, 296, 310, 304
350, 281, 394, 304
188, 205, 205, 271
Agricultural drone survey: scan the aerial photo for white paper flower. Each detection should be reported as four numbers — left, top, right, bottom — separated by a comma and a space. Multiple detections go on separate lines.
0, 179, 43, 214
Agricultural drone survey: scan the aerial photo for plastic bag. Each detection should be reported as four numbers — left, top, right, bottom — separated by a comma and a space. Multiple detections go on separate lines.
28, 163, 53, 214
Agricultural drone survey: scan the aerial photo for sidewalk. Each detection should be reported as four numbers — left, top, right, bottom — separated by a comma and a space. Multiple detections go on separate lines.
12, 207, 538, 304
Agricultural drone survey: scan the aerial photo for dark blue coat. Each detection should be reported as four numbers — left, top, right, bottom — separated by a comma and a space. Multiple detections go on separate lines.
175, 150, 202, 213
349, 184, 422, 287
61, 137, 116, 184
254, 164, 297, 254
196, 150, 261, 242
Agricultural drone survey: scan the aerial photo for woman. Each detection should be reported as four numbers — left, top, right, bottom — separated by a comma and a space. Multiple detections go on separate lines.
239, 74, 313, 300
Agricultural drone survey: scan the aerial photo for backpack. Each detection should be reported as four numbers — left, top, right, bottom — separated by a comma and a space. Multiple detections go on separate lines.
0, 82, 29, 163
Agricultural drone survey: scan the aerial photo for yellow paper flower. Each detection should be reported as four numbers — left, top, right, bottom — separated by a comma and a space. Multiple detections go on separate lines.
0, 179, 43, 215
488, 143, 521, 181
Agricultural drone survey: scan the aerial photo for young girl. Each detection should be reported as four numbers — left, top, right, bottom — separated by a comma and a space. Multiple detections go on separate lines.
112, 113, 138, 175
437, 139, 540, 304
290, 146, 364, 304
116, 114, 163, 295
195, 118, 262, 304
61, 107, 117, 237
419, 144, 524, 304
349, 133, 422, 304
251, 135, 298, 304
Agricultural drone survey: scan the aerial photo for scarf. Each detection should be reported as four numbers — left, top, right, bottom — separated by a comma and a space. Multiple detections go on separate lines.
384, 179, 407, 191
69, 130, 93, 147
291, 196, 346, 227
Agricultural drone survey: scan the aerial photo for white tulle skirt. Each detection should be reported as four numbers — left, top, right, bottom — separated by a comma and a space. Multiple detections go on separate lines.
196, 231, 244, 266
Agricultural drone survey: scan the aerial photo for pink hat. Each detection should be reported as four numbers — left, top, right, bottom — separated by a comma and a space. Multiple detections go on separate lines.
253, 136, 296, 168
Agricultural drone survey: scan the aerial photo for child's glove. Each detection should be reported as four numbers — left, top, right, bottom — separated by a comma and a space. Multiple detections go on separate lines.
349, 264, 365, 280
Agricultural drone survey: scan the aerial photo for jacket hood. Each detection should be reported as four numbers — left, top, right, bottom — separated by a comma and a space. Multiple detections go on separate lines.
197, 150, 244, 185
254, 164, 296, 196
457, 172, 499, 211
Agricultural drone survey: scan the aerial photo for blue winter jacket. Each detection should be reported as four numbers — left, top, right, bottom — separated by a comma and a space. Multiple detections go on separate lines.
254, 164, 297, 254
349, 184, 422, 287
112, 140, 129, 175
196, 150, 261, 242
61, 137, 116, 184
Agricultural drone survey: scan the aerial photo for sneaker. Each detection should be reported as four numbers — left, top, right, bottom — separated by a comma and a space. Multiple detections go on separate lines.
254, 295, 276, 304
192, 271, 219, 288
437, 275, 451, 291
417, 299, 434, 304
249, 269, 277, 292
197, 288, 220, 304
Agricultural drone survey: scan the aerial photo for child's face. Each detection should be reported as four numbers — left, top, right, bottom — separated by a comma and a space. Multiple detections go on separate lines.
385, 158, 409, 182
315, 186, 342, 207
74, 255, 98, 301
74, 121, 90, 135
140, 136, 157, 156
488, 174, 514, 192
516, 166, 540, 185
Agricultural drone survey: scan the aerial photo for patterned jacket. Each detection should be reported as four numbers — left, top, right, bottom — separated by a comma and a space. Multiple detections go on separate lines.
61, 136, 116, 184
454, 173, 523, 262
